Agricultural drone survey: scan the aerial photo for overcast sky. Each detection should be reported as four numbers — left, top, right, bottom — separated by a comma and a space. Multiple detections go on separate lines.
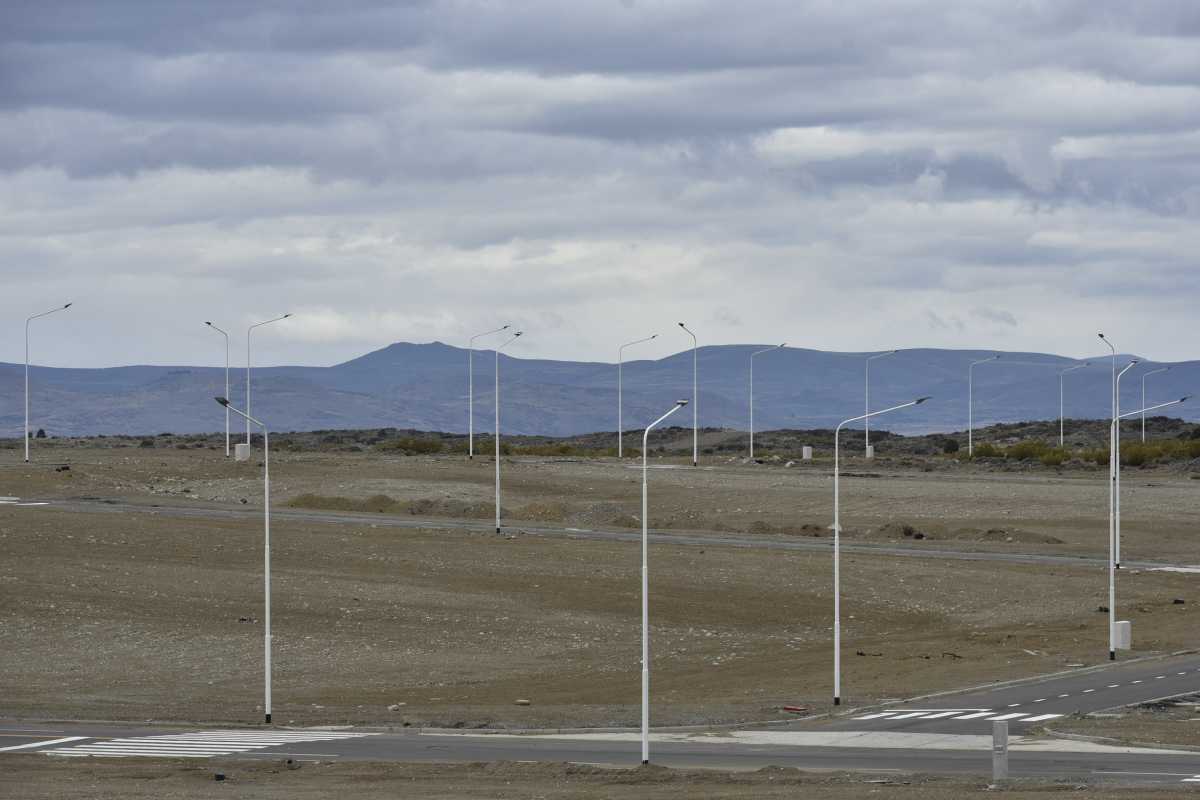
2, 1, 1198, 368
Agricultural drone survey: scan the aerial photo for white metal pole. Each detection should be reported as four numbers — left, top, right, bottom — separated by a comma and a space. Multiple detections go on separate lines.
216, 398, 271, 721
619, 335, 657, 459
864, 351, 896, 457
206, 323, 231, 457
24, 303, 71, 463
493, 332, 522, 533
1113, 360, 1136, 572
469, 325, 509, 459
641, 399, 687, 765
1140, 368, 1168, 443
678, 323, 698, 466
831, 397, 928, 705
1107, 392, 1187, 661
833, 422, 842, 705
246, 314, 291, 446
263, 423, 271, 722
749, 344, 785, 460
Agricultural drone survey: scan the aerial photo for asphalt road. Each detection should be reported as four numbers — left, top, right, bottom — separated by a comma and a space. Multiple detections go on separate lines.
13, 494, 1198, 571
824, 652, 1200, 733
3, 719, 1199, 785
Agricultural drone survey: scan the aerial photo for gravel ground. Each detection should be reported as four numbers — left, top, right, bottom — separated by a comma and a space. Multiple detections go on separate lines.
3, 757, 1196, 799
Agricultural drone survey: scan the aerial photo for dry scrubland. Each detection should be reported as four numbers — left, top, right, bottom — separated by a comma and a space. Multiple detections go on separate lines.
0, 443, 1198, 731
5, 757, 1199, 800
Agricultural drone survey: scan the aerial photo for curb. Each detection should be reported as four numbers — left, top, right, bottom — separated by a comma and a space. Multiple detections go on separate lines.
1042, 727, 1200, 754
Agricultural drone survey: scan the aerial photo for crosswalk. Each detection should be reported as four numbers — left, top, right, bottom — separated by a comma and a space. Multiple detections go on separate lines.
854, 708, 1062, 724
0, 497, 48, 506
43, 729, 374, 758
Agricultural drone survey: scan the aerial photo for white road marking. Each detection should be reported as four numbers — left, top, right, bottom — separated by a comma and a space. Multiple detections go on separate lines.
1057, 694, 1070, 698
0, 736, 88, 752
1021, 714, 1064, 723
854, 713, 898, 720
1132, 680, 1143, 684
1107, 684, 1120, 688
950, 712, 995, 720
1007, 703, 1021, 707
985, 713, 1027, 721
916, 711, 966, 719
45, 730, 373, 759
1083, 689, 1095, 693
1032, 698, 1046, 703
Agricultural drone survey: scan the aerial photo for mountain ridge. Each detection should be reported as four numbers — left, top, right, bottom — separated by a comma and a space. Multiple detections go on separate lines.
2, 342, 1194, 438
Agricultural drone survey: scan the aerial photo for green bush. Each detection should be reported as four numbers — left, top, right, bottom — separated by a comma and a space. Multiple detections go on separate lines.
1007, 440, 1050, 460
942, 439, 960, 454
377, 437, 443, 454
1039, 448, 1068, 466
972, 443, 1002, 458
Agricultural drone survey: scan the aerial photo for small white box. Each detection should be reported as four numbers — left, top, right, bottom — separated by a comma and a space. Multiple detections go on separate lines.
865, 444, 875, 459
234, 443, 252, 462
802, 446, 813, 460
1114, 620, 1131, 650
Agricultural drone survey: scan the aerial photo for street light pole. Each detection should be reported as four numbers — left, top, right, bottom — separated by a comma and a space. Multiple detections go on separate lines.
205, 322, 231, 457
678, 323, 698, 466
864, 350, 896, 457
215, 397, 273, 723
833, 396, 930, 705
1057, 363, 1088, 448
24, 303, 72, 463
750, 344, 786, 460
246, 314, 291, 446
641, 398, 688, 765
494, 331, 522, 534
618, 334, 657, 458
1106, 390, 1189, 660
968, 355, 999, 456
1141, 367, 1169, 443
469, 325, 510, 459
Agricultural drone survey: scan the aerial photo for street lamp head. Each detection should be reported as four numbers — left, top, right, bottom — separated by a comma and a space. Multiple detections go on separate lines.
676, 399, 689, 407
63, 303, 72, 309
651, 334, 658, 339
215, 397, 230, 407
778, 342, 787, 348
514, 331, 523, 338
205, 321, 212, 326
914, 396, 931, 405
677, 322, 685, 327
1181, 395, 1191, 404
1098, 333, 1106, 340
502, 324, 510, 330
282, 313, 292, 319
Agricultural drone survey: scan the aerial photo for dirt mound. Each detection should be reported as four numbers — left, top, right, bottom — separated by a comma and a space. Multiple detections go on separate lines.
287, 493, 403, 513
288, 493, 493, 519
970, 527, 1064, 544
748, 521, 827, 536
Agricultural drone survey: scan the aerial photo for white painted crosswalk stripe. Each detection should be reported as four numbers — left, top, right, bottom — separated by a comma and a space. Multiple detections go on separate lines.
849, 708, 1063, 724
45, 730, 373, 759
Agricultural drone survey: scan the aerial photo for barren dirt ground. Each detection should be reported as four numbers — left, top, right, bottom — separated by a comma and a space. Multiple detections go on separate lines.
1, 445, 1197, 730
6, 757, 1200, 800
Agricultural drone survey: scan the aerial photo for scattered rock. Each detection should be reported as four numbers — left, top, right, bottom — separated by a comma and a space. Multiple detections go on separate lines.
1097, 605, 1109, 613
514, 699, 531, 706
387, 703, 406, 711
1173, 598, 1186, 605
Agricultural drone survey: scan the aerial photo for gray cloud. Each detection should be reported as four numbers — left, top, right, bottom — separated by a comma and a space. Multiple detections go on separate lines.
0, 1, 1197, 373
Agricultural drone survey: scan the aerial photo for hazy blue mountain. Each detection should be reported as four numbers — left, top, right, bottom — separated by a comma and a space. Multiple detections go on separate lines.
1, 343, 1195, 438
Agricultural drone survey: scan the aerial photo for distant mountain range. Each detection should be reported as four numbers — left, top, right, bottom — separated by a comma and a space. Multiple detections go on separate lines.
2, 342, 1196, 438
